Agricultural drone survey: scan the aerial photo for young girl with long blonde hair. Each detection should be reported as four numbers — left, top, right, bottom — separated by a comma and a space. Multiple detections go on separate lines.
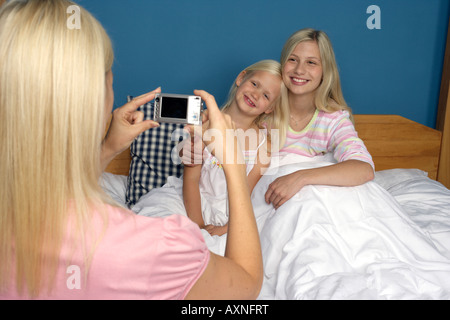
265, 28, 375, 209
183, 60, 288, 236
135, 60, 288, 237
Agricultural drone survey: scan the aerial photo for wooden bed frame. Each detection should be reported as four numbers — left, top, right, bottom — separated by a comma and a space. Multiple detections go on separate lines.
353, 115, 442, 180
105, 113, 446, 185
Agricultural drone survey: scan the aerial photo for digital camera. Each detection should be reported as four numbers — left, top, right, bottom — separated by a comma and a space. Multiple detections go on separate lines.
153, 93, 203, 125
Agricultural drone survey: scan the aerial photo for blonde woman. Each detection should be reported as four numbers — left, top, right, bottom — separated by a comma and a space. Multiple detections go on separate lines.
265, 28, 375, 209
0, 0, 262, 299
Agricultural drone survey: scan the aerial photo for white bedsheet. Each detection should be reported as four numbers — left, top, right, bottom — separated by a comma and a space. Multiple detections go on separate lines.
100, 154, 450, 300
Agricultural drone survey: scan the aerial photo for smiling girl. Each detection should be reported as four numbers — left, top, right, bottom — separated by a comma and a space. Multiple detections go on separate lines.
135, 60, 288, 237
264, 28, 375, 209
182, 60, 288, 236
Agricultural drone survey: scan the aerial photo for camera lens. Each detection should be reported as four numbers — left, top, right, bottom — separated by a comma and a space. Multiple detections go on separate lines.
155, 97, 160, 103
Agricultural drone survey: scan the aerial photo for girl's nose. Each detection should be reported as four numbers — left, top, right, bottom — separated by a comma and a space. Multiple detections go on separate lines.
294, 62, 306, 75
251, 89, 261, 101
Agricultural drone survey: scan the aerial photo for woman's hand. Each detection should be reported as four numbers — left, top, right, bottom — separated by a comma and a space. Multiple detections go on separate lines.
192, 90, 243, 167
101, 88, 161, 170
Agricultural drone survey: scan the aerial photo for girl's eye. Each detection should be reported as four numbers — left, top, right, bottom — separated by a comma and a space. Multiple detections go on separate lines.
252, 82, 257, 87
264, 94, 270, 100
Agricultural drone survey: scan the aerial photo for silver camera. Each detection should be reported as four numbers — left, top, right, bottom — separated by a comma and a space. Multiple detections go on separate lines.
153, 93, 203, 125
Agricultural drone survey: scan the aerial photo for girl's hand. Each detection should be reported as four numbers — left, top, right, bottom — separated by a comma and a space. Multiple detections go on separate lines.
203, 224, 228, 236
264, 160, 374, 209
265, 171, 307, 209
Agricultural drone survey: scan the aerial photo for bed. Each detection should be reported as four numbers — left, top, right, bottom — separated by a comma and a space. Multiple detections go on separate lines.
101, 19, 450, 299
101, 110, 450, 300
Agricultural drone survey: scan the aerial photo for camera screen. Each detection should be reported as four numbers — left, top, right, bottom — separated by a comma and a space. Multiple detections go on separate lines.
160, 97, 188, 119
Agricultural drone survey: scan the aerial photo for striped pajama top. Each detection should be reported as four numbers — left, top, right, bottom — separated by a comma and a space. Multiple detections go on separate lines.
279, 109, 375, 169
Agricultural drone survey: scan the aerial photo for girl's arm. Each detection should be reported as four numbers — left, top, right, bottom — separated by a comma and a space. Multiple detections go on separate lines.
183, 165, 204, 228
247, 139, 271, 193
185, 90, 262, 300
265, 159, 374, 209
265, 111, 374, 209
205, 139, 271, 237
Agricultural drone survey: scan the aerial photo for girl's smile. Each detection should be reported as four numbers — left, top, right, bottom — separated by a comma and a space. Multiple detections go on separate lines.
243, 95, 256, 108
290, 77, 309, 86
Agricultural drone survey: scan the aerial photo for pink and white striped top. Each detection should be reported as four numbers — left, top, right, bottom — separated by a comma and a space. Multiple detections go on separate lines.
280, 109, 375, 169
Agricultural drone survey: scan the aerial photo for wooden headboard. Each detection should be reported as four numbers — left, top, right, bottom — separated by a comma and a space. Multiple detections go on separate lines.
353, 115, 442, 180
105, 114, 444, 182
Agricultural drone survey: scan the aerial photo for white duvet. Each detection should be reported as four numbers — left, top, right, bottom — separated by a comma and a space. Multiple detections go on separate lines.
253, 155, 450, 299
100, 154, 450, 300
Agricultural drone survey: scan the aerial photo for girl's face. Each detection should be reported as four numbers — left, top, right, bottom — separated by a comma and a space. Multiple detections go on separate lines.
234, 70, 281, 117
283, 41, 323, 98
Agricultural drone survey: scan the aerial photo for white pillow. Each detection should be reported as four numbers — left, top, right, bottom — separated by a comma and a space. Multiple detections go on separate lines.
374, 168, 428, 191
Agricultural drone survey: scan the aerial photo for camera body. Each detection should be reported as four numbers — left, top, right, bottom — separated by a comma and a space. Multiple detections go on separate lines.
153, 93, 203, 125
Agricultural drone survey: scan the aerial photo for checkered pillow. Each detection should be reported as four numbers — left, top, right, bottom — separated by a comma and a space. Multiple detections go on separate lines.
125, 96, 185, 207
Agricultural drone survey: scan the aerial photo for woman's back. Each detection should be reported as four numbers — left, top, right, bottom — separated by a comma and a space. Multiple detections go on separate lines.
1, 204, 209, 300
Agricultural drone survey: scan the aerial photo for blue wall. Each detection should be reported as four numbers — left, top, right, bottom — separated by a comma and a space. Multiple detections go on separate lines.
80, 0, 450, 128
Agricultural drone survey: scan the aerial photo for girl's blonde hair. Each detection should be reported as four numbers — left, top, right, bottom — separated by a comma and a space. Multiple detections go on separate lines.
222, 60, 289, 149
281, 28, 352, 118
0, 0, 114, 297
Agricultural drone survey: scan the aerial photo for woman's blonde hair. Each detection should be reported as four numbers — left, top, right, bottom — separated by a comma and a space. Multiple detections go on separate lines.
281, 28, 352, 118
222, 60, 289, 149
0, 0, 114, 297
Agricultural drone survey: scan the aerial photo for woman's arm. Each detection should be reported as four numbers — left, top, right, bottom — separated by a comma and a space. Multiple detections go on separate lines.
183, 165, 205, 228
187, 164, 262, 299
265, 159, 374, 209
185, 90, 262, 300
